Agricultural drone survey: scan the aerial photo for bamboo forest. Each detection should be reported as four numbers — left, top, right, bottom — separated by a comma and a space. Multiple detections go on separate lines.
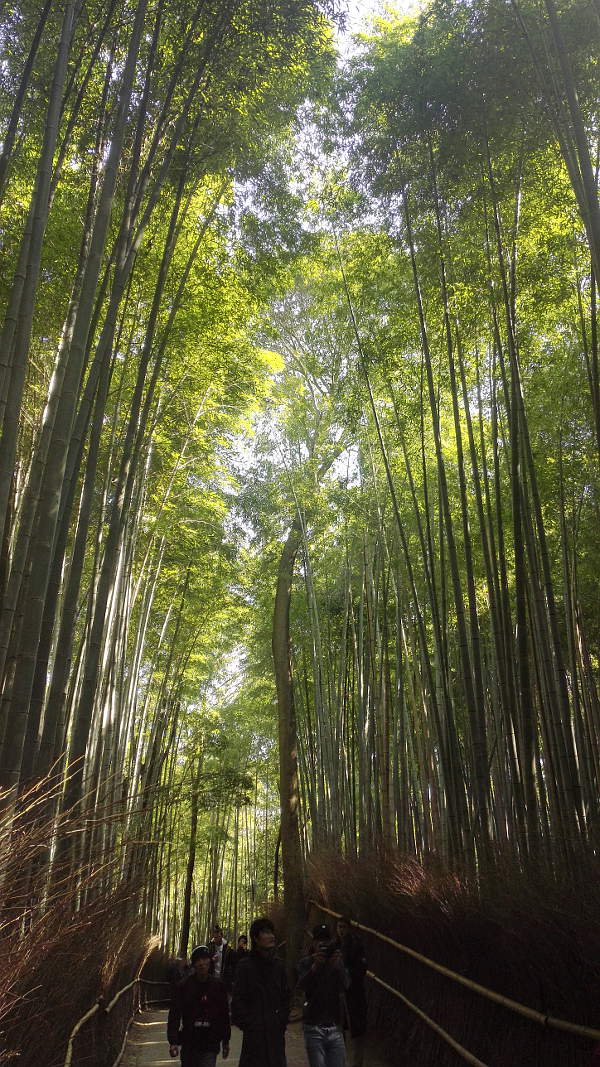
1, 0, 600, 1064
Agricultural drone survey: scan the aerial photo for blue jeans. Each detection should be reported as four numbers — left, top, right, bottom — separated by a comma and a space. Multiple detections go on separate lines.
303, 1024, 346, 1067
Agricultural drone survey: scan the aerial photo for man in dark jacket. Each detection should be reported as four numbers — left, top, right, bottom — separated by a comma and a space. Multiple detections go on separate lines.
231, 917, 290, 1067
168, 944, 231, 1066
223, 934, 249, 993
297, 923, 349, 1067
335, 916, 367, 1067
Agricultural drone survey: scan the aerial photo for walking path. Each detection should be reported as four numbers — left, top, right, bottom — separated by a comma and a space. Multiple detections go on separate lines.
122, 1009, 388, 1067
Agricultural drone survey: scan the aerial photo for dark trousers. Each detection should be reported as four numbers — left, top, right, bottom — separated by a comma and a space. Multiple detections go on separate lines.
181, 1046, 218, 1067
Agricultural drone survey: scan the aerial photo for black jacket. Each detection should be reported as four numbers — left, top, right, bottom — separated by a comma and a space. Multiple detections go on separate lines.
231, 950, 290, 1067
297, 952, 349, 1027
223, 946, 249, 991
167, 973, 231, 1051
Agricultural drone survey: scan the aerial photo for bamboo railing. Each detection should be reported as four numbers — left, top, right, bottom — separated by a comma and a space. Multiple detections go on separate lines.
311, 899, 600, 1064
63, 939, 159, 1067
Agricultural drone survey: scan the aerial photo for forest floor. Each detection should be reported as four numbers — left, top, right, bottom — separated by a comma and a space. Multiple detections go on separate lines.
122, 1009, 389, 1066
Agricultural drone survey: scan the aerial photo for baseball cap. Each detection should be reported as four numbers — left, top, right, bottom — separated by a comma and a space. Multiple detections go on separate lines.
191, 945, 211, 964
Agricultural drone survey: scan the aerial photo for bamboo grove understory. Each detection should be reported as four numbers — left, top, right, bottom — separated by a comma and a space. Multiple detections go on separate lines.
0, 0, 599, 970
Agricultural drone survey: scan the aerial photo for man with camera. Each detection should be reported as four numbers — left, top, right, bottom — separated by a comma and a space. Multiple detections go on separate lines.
167, 944, 230, 1065
335, 916, 367, 1067
297, 922, 349, 1067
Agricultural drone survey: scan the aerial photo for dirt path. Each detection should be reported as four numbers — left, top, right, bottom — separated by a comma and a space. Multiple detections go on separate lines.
121, 1010, 309, 1067
121, 1009, 388, 1067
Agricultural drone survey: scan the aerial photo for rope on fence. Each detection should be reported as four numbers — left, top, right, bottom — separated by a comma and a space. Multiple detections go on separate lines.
311, 900, 600, 1044
368, 970, 488, 1067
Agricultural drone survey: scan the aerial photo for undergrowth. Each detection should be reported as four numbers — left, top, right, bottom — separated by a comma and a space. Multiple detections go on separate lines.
307, 849, 600, 1067
0, 777, 150, 1067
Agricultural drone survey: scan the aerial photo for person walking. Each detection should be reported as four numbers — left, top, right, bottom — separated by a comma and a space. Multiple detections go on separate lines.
297, 923, 349, 1067
335, 916, 367, 1067
167, 944, 231, 1066
231, 916, 290, 1066
223, 934, 249, 993
208, 925, 232, 981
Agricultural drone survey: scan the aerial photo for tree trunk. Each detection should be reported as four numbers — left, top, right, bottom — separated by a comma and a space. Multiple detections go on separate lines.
179, 753, 203, 959
272, 515, 305, 975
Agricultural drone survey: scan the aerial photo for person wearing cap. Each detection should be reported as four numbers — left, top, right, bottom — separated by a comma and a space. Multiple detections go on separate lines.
231, 916, 290, 1066
167, 944, 231, 1065
335, 916, 367, 1067
297, 923, 349, 1067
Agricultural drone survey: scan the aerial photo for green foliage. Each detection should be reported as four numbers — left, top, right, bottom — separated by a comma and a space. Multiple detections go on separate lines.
4, 0, 600, 951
